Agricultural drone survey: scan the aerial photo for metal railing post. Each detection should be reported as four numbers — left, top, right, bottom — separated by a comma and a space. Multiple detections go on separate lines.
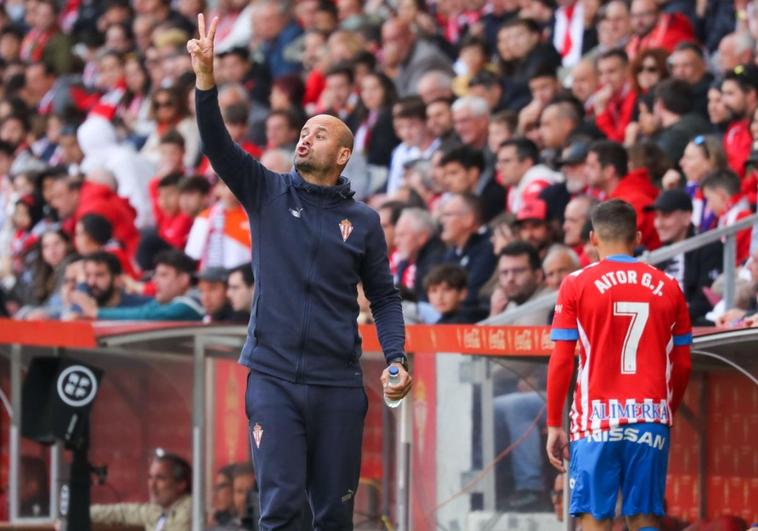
722, 233, 737, 310
9, 344, 21, 522
192, 337, 205, 531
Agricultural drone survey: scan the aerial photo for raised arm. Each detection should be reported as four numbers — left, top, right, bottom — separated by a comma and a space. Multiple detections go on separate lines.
187, 14, 274, 211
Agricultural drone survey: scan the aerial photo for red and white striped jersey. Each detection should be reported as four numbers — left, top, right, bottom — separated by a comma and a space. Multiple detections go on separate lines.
550, 255, 692, 440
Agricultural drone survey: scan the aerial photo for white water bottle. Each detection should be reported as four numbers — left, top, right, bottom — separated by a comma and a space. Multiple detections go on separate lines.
384, 365, 403, 408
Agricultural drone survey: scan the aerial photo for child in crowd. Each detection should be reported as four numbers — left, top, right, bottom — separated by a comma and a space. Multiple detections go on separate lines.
423, 263, 488, 324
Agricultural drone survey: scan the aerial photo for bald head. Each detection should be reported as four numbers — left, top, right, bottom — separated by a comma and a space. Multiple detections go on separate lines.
305, 114, 354, 150
294, 114, 354, 184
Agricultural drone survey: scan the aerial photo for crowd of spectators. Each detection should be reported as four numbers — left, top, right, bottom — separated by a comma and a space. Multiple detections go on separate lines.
1, 0, 757, 330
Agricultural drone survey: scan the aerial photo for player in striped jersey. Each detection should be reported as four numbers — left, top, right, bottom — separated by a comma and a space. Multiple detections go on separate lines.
546, 199, 692, 529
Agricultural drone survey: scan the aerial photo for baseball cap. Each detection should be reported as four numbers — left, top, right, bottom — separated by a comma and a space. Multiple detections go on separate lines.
197, 266, 229, 283
644, 189, 693, 213
515, 199, 548, 222
556, 142, 589, 166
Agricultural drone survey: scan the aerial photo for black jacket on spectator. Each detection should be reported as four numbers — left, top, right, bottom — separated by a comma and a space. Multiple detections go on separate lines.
437, 306, 489, 324
396, 236, 447, 303
539, 182, 572, 224
657, 225, 723, 322
212, 303, 251, 324
501, 44, 562, 111
443, 228, 497, 308
695, 0, 736, 53
655, 113, 712, 167
480, 177, 507, 223
691, 72, 715, 119
364, 109, 400, 167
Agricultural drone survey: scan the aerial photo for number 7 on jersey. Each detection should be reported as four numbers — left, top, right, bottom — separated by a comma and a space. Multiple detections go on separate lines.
613, 301, 649, 375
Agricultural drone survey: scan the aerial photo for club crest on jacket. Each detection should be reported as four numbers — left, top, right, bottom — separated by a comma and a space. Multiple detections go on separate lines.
339, 219, 353, 242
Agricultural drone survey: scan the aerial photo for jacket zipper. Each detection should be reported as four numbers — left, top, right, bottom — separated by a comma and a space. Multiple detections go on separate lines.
294, 203, 323, 382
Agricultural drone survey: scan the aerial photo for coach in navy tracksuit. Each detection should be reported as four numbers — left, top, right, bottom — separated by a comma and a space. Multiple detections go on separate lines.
188, 15, 411, 530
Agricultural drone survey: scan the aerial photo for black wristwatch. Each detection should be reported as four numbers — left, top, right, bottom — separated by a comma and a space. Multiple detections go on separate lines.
388, 354, 409, 371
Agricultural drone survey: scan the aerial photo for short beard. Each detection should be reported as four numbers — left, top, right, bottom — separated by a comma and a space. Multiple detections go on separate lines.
294, 159, 318, 174
92, 284, 116, 306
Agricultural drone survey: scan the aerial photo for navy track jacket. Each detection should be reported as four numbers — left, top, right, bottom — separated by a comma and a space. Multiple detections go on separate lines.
196, 87, 405, 387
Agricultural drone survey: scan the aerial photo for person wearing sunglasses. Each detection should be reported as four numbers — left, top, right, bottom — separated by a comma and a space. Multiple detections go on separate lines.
630, 47, 669, 96
141, 86, 201, 171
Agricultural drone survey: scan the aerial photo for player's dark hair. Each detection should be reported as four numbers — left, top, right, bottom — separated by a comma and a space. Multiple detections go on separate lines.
590, 140, 628, 178
590, 199, 637, 244
499, 241, 541, 271
700, 168, 741, 196
423, 263, 468, 292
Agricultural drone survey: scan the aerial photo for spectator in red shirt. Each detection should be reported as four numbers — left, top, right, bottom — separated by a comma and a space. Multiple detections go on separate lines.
626, 0, 696, 59
594, 49, 637, 143
701, 169, 753, 264
49, 173, 139, 258
150, 172, 194, 250
721, 65, 758, 180
586, 140, 661, 250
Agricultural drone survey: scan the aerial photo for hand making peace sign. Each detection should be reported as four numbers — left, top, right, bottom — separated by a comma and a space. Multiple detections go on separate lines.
186, 13, 219, 89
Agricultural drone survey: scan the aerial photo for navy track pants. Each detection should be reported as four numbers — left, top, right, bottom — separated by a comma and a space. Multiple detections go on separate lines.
245, 370, 368, 531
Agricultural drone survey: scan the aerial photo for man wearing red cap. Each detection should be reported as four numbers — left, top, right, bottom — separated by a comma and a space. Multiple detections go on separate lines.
515, 198, 556, 259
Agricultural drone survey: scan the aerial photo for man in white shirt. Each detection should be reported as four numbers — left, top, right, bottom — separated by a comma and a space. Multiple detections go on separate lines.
387, 96, 439, 194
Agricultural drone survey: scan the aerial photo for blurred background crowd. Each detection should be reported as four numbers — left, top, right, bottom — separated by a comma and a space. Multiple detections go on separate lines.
0, 0, 757, 330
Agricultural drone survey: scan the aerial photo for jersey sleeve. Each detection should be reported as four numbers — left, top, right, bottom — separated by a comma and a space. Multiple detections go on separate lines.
551, 274, 579, 341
